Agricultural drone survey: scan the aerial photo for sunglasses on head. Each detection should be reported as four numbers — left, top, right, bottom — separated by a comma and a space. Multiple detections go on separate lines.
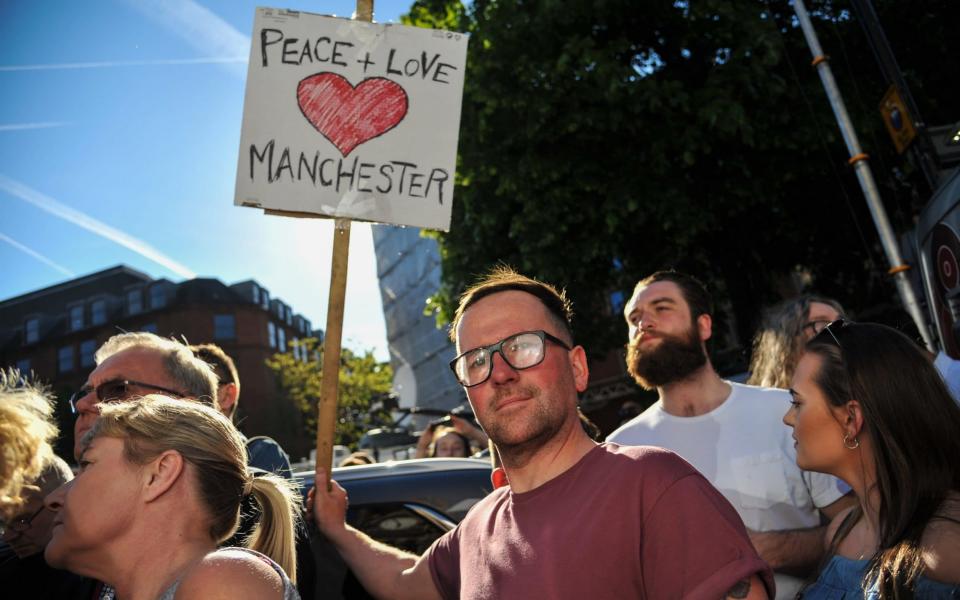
69, 379, 185, 414
813, 318, 852, 349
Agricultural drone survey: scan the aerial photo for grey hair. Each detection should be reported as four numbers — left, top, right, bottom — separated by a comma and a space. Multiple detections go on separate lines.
95, 332, 218, 406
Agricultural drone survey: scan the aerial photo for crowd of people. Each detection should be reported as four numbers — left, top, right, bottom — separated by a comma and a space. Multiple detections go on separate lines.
2, 266, 960, 599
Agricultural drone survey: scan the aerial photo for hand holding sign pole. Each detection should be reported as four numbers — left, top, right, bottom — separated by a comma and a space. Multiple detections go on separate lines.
234, 3, 468, 486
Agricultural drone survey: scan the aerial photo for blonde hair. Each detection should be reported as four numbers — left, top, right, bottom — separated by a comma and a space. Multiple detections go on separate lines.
0, 369, 58, 520
748, 295, 845, 389
85, 396, 300, 582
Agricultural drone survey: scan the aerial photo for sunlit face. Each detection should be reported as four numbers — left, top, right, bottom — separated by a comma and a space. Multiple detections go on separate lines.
802, 302, 842, 342
1, 488, 57, 558
624, 281, 706, 346
73, 348, 179, 459
433, 432, 468, 457
455, 291, 587, 451
783, 353, 848, 474
45, 437, 143, 575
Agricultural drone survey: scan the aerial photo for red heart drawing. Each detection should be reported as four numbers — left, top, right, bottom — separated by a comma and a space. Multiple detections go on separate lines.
297, 73, 409, 157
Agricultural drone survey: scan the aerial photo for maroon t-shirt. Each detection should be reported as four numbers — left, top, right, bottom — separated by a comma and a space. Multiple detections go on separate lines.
427, 443, 774, 599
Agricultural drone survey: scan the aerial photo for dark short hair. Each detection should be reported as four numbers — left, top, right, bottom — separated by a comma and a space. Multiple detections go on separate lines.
190, 344, 239, 389
633, 271, 713, 319
449, 266, 574, 343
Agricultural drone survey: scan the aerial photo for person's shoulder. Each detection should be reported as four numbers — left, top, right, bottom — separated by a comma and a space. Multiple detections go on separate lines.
600, 443, 697, 479
823, 504, 858, 551
728, 381, 791, 405
606, 404, 661, 442
175, 548, 285, 599
923, 494, 960, 584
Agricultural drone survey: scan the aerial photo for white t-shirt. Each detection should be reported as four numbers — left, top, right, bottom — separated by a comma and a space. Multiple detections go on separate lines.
607, 381, 846, 599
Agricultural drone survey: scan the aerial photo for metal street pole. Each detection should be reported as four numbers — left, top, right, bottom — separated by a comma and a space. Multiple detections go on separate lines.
792, 0, 935, 350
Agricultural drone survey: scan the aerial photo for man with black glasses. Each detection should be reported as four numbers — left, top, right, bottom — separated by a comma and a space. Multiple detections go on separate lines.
310, 267, 773, 599
70, 331, 217, 460
607, 271, 855, 599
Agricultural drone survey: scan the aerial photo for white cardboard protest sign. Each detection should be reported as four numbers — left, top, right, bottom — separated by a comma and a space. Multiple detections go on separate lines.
234, 8, 469, 231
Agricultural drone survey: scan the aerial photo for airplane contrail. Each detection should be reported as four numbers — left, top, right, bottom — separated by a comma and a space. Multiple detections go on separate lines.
0, 175, 196, 279
120, 0, 251, 78
0, 57, 245, 73
0, 122, 68, 131
0, 233, 75, 277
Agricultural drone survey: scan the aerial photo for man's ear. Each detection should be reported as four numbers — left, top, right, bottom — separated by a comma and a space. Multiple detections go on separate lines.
218, 383, 239, 416
697, 313, 713, 343
142, 450, 185, 503
568, 345, 590, 393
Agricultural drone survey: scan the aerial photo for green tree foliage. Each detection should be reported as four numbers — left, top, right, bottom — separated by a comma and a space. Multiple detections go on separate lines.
266, 338, 394, 448
406, 0, 960, 365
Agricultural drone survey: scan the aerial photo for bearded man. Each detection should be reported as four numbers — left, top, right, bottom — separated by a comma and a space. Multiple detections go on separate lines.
607, 271, 855, 600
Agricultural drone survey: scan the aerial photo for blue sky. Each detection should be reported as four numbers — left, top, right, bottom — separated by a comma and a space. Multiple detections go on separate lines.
1, 0, 422, 361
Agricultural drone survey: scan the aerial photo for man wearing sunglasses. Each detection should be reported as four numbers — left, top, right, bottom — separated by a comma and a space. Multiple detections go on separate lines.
608, 271, 856, 599
70, 332, 217, 460
311, 267, 773, 599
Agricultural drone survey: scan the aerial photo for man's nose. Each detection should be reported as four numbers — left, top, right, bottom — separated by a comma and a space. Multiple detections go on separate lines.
44, 481, 70, 513
74, 389, 99, 415
488, 351, 518, 384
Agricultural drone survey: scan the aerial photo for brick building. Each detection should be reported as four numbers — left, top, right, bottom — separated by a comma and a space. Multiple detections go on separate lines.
0, 265, 319, 462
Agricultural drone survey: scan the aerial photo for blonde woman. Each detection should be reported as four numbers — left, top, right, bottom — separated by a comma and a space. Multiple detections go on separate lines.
44, 396, 301, 600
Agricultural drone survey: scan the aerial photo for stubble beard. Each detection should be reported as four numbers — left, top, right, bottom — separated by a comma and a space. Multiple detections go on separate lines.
627, 323, 707, 390
481, 384, 567, 468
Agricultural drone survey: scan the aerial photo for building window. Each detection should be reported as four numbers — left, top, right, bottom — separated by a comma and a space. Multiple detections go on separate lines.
261, 289, 270, 310
150, 286, 166, 309
303, 319, 312, 335
142, 323, 158, 333
58, 346, 74, 373
277, 327, 286, 352
16, 358, 31, 373
292, 337, 300, 361
252, 285, 260, 305
91, 299, 107, 325
24, 317, 39, 344
127, 289, 143, 315
69, 305, 84, 330
80, 340, 97, 368
268, 321, 276, 348
214, 314, 236, 340
286, 308, 293, 326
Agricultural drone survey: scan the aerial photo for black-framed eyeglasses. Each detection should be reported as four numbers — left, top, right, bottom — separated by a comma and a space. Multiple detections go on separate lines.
0, 504, 46, 536
69, 379, 185, 414
814, 318, 852, 349
449, 330, 571, 388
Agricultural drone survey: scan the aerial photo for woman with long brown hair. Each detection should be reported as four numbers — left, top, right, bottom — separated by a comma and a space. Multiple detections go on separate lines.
784, 321, 960, 597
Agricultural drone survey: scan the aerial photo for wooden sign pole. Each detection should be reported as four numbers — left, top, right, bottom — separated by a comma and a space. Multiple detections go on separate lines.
315, 0, 374, 487
316, 218, 351, 485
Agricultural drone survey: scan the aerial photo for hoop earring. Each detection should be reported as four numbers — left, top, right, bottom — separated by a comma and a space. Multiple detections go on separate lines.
843, 433, 860, 450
